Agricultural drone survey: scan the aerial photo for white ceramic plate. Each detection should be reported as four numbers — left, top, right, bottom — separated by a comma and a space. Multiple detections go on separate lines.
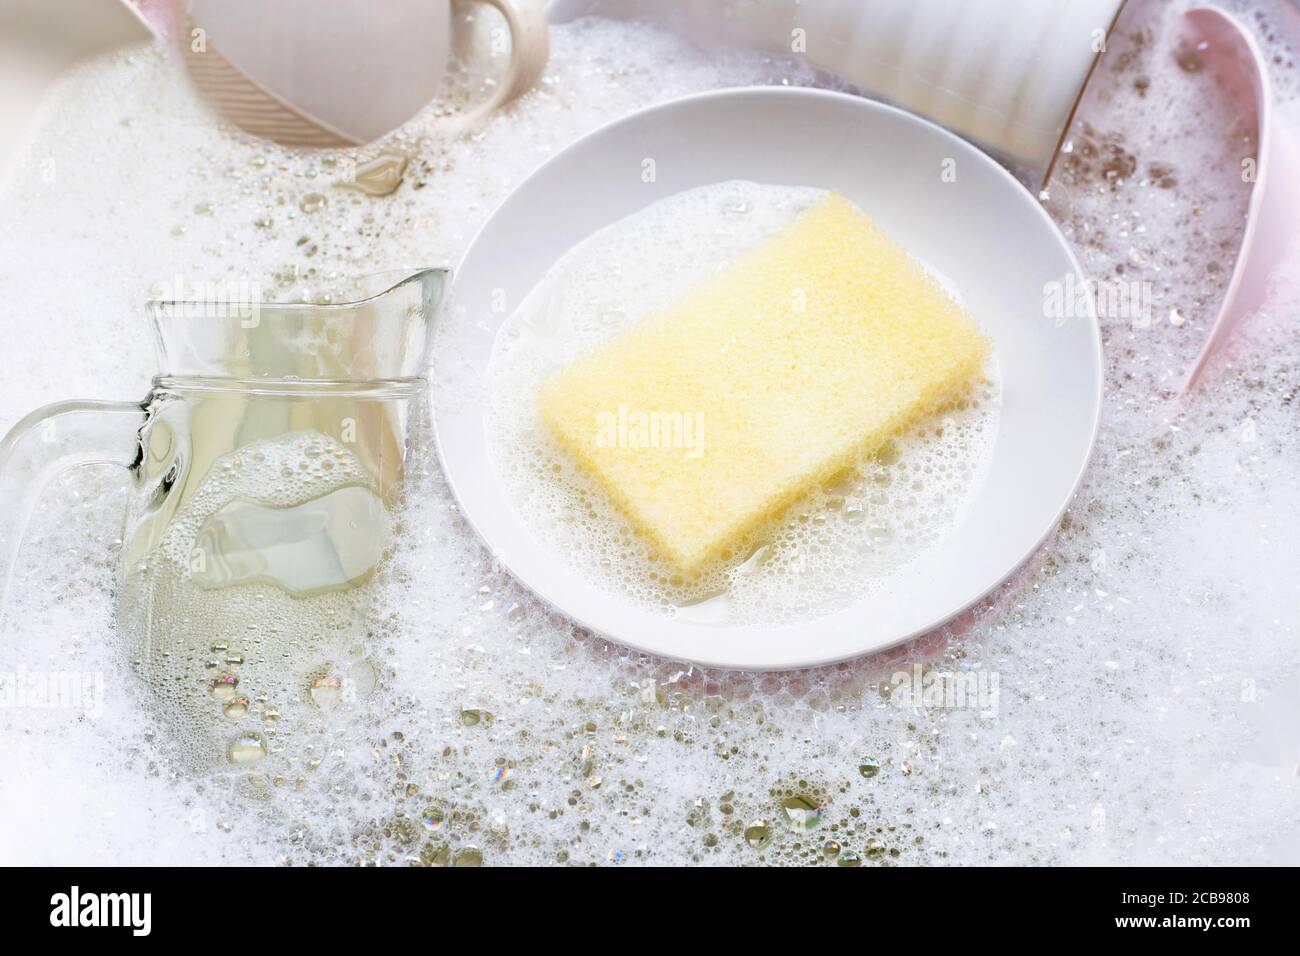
436, 87, 1101, 671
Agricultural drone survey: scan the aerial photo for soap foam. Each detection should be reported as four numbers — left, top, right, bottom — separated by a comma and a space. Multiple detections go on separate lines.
487, 180, 1000, 625
0, 2, 1299, 866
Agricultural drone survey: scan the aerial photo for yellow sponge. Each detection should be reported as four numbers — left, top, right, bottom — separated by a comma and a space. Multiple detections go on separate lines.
537, 192, 989, 576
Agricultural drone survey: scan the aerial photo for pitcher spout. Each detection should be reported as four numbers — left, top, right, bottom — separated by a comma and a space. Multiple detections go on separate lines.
146, 267, 448, 384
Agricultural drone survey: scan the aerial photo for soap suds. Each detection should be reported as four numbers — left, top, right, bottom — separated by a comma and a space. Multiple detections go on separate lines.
0, 2, 1297, 865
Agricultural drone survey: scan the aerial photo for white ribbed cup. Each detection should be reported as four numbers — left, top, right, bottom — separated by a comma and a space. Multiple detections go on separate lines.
548, 0, 1128, 186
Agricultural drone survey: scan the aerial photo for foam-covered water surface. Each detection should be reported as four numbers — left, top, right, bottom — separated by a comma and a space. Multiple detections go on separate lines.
1, 1, 1298, 865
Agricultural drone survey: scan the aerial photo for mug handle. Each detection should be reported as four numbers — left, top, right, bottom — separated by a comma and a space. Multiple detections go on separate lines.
453, 0, 550, 125
0, 400, 145, 626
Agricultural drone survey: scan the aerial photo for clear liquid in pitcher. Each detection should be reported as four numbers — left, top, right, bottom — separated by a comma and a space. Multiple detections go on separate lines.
121, 428, 392, 773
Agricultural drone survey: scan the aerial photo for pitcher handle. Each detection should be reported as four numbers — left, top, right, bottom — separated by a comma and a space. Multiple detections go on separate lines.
0, 400, 146, 624
453, 0, 550, 126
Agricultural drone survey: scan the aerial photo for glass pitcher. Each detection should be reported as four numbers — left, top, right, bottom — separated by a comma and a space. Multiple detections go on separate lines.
0, 268, 445, 770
